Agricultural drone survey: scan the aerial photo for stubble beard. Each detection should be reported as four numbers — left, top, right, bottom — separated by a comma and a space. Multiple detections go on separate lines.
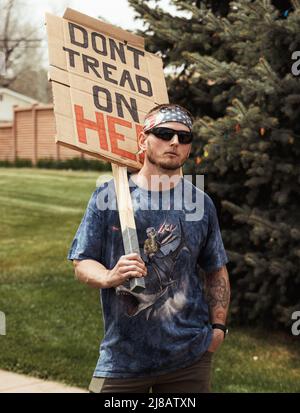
146, 147, 186, 171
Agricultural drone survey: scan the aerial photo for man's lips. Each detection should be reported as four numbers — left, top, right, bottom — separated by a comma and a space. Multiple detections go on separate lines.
164, 152, 178, 156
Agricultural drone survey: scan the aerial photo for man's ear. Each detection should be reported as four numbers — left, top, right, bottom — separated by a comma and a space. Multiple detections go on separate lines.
138, 131, 147, 152
186, 144, 192, 158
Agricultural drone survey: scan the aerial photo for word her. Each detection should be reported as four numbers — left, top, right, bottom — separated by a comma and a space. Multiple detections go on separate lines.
75, 104, 144, 163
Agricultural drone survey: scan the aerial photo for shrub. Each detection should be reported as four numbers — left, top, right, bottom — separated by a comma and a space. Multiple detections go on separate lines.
0, 157, 112, 171
0, 158, 32, 168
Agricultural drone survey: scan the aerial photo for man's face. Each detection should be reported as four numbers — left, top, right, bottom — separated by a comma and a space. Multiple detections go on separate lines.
141, 122, 192, 171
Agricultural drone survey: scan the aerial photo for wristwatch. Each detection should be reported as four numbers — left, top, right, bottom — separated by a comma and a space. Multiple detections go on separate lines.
212, 323, 228, 339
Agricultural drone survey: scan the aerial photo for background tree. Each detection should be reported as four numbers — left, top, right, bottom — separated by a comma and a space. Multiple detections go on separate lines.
0, 0, 51, 102
129, 0, 300, 328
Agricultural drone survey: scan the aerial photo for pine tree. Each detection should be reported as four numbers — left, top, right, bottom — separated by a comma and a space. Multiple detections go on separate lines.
129, 0, 300, 328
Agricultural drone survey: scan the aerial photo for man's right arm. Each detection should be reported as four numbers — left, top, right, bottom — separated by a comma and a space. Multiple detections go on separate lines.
73, 253, 147, 289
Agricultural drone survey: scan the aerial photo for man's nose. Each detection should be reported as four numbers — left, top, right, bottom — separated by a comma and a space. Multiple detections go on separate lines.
170, 133, 179, 145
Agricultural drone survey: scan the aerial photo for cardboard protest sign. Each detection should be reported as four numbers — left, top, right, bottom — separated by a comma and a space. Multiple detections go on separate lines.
46, 8, 169, 170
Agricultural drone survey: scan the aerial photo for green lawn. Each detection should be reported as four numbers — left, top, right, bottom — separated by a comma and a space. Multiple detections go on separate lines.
0, 168, 299, 392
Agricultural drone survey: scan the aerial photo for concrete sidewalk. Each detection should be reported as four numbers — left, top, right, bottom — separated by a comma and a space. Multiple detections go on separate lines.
0, 369, 88, 393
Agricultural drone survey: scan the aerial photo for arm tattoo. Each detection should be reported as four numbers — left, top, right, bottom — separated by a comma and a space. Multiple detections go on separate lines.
206, 275, 229, 309
204, 267, 230, 323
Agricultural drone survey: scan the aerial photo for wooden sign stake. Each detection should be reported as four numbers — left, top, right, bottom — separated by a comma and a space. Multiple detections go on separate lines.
112, 163, 145, 293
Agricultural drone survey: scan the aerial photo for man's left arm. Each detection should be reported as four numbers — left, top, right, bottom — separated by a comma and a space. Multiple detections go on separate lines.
205, 265, 231, 352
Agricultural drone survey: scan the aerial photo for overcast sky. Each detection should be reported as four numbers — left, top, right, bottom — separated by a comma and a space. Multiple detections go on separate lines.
26, 0, 176, 31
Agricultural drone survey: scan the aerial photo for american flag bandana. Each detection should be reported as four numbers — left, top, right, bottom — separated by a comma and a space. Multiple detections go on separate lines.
143, 106, 193, 132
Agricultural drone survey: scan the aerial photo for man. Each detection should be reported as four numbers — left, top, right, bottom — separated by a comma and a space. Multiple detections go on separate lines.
67, 103, 230, 393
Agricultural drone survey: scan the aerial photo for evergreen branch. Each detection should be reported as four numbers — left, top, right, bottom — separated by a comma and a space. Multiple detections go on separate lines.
220, 17, 234, 36
231, 99, 248, 116
183, 52, 244, 83
225, 250, 244, 262
263, 0, 272, 8
205, 11, 231, 34
222, 201, 297, 235
194, 117, 213, 129
171, 1, 203, 18
256, 57, 279, 84
291, 0, 300, 11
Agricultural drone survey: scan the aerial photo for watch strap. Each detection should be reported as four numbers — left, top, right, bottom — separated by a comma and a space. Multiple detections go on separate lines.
212, 323, 228, 338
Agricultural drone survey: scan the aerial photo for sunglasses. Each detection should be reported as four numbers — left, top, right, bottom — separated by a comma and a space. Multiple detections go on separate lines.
146, 127, 193, 144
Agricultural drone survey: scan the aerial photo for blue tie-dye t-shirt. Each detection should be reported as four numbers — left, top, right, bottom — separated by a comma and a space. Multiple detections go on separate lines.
67, 173, 229, 378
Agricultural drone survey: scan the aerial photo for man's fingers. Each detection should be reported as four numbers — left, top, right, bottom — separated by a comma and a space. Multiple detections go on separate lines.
122, 271, 145, 279
120, 260, 146, 272
119, 264, 146, 275
123, 253, 145, 264
117, 254, 147, 278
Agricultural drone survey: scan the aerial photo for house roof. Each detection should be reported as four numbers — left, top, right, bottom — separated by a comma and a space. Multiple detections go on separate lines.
0, 88, 38, 104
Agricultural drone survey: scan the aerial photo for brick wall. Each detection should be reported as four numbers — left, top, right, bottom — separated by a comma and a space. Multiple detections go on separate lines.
0, 123, 14, 161
0, 104, 96, 163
